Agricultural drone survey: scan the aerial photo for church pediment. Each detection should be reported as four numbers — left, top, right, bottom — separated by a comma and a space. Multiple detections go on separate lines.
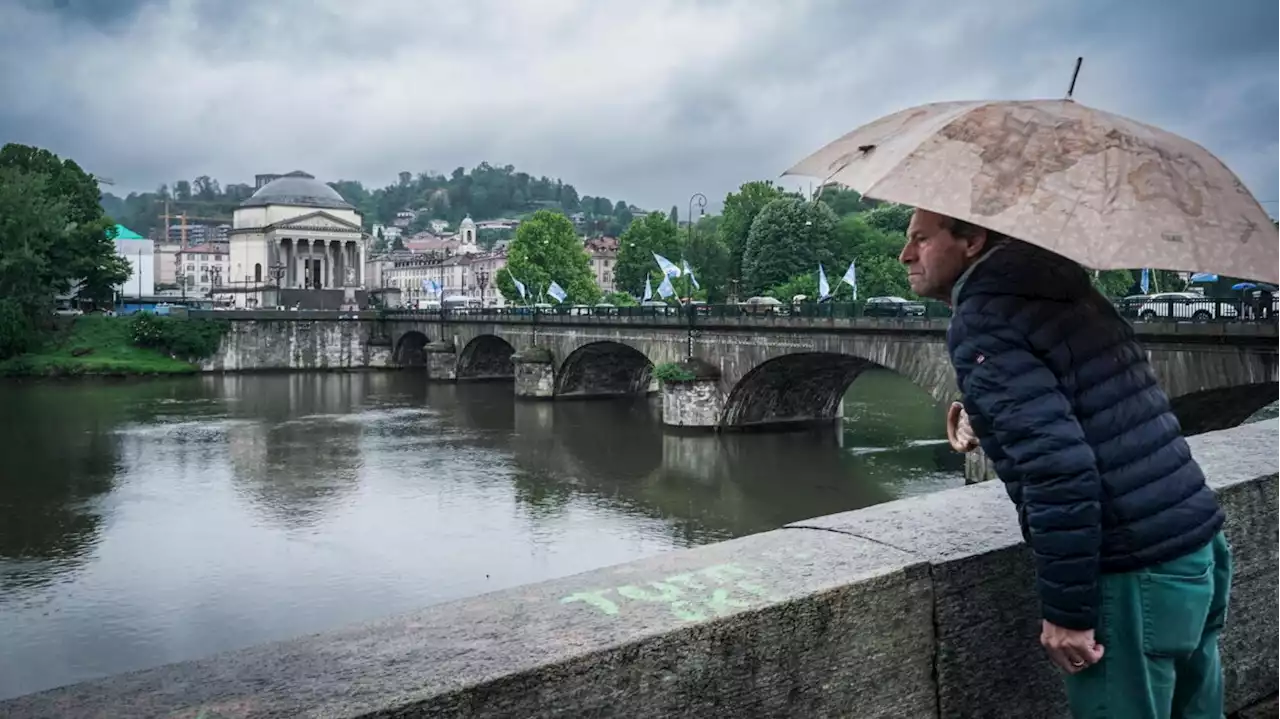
268, 211, 361, 233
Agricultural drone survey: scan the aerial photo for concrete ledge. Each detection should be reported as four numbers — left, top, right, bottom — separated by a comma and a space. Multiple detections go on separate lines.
2, 421, 1274, 718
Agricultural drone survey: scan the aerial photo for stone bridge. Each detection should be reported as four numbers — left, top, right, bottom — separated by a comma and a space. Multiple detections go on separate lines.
199, 310, 1279, 436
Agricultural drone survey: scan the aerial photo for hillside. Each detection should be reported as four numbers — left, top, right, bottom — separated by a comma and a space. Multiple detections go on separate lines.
101, 163, 639, 239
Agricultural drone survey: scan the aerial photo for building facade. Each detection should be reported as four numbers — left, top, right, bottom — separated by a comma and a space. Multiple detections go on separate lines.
176, 243, 231, 300
227, 171, 367, 308
586, 236, 618, 295
112, 225, 155, 298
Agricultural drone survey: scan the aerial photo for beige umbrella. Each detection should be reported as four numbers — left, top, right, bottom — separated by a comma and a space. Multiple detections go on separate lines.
784, 99, 1279, 284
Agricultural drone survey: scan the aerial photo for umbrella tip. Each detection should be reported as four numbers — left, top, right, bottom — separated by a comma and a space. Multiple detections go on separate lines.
1066, 57, 1084, 99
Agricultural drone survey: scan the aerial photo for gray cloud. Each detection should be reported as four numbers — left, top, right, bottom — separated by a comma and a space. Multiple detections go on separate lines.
1, 0, 1274, 214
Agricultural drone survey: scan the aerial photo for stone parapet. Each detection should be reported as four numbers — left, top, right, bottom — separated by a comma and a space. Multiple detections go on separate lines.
3, 420, 1274, 719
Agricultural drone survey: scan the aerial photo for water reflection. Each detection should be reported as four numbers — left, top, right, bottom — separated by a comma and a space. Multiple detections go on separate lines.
0, 370, 960, 699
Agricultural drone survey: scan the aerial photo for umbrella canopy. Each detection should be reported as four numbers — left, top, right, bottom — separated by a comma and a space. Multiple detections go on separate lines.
785, 99, 1278, 284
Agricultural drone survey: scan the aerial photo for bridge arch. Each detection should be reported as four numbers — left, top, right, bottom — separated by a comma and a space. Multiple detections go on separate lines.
1169, 382, 1279, 436
556, 341, 655, 398
457, 335, 516, 380
394, 330, 430, 367
721, 352, 887, 428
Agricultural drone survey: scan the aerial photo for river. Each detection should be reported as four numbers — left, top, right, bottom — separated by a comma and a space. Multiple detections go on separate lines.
0, 370, 960, 699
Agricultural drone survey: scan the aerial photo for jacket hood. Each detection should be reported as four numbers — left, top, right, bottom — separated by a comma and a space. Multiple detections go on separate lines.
953, 238, 1093, 306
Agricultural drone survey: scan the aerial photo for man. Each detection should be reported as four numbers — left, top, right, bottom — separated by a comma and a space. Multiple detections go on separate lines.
901, 209, 1232, 719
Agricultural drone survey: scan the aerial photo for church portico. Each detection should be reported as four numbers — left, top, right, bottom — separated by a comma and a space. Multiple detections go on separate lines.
228, 171, 368, 308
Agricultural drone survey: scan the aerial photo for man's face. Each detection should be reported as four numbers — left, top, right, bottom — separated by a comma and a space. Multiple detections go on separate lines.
899, 209, 987, 302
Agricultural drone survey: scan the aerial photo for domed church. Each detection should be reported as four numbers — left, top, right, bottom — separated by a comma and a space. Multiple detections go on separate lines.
228, 171, 367, 308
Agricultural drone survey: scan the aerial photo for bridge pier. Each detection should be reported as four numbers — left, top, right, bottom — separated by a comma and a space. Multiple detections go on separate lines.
424, 342, 457, 382
659, 359, 724, 430
512, 347, 556, 399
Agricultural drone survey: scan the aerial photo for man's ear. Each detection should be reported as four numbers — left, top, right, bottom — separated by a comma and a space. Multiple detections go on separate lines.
963, 230, 988, 259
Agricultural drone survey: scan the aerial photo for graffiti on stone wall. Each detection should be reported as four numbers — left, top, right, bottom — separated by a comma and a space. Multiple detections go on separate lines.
560, 549, 816, 622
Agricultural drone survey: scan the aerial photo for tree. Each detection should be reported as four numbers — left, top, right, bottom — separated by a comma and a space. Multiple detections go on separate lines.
0, 144, 128, 308
615, 212, 683, 297
684, 226, 730, 302
719, 180, 790, 285
860, 203, 913, 235
601, 291, 638, 307
816, 184, 874, 216
741, 197, 840, 295
495, 210, 600, 305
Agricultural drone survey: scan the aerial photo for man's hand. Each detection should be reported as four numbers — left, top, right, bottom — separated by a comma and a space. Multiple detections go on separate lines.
946, 401, 980, 453
1041, 620, 1104, 673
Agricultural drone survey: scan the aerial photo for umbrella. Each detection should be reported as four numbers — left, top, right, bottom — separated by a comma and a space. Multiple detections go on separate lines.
784, 99, 1279, 284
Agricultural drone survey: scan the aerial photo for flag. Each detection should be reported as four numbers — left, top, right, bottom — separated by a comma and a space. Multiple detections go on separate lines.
657, 274, 675, 299
643, 275, 653, 302
818, 263, 830, 300
1140, 268, 1151, 294
682, 259, 700, 290
420, 279, 430, 292
841, 259, 858, 300
547, 281, 567, 303
507, 268, 527, 299
653, 252, 681, 278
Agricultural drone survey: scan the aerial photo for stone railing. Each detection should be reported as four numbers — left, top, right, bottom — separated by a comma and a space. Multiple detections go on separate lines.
3, 421, 1275, 718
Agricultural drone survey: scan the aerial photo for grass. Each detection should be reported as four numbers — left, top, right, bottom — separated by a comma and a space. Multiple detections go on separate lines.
0, 315, 201, 377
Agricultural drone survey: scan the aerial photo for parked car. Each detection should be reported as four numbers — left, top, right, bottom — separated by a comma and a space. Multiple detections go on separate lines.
863, 296, 927, 318
1136, 292, 1238, 322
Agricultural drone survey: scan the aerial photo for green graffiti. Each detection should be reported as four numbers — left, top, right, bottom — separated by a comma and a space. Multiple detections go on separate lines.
560, 562, 785, 622
560, 589, 620, 615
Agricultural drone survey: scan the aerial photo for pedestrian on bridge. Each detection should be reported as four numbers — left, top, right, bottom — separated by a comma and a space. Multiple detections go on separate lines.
904, 208, 1230, 719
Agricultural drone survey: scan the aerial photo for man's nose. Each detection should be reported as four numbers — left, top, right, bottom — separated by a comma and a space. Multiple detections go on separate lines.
898, 243, 914, 265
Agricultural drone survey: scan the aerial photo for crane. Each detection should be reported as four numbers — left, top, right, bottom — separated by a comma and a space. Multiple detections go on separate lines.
159, 199, 232, 246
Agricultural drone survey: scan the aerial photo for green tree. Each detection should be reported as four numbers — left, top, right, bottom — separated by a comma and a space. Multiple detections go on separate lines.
741, 197, 840, 295
601, 291, 638, 306
614, 212, 683, 296
816, 184, 874, 216
719, 181, 788, 285
1092, 270, 1134, 298
684, 226, 730, 302
496, 210, 600, 305
860, 203, 914, 235
0, 144, 129, 308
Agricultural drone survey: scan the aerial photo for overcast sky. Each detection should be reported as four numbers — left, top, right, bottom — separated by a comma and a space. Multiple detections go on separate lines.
2, 0, 1275, 214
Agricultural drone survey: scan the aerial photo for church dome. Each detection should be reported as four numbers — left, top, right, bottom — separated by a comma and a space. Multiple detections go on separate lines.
240, 171, 353, 210
460, 215, 476, 227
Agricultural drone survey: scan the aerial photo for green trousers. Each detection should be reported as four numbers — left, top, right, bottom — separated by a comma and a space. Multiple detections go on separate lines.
1064, 531, 1232, 719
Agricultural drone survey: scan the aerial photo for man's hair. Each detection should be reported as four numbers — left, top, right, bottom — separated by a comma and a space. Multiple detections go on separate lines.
946, 217, 1009, 248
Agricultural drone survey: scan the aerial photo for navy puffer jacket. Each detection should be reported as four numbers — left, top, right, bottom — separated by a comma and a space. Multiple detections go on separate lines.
947, 239, 1224, 631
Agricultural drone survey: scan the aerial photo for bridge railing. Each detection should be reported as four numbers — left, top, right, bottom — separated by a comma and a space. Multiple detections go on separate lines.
380, 296, 1278, 324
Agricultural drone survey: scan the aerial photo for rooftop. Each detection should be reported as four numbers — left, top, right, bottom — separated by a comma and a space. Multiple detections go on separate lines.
239, 171, 354, 211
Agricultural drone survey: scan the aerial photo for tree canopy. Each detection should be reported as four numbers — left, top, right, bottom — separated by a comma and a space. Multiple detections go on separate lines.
741, 197, 841, 296
495, 210, 599, 305
614, 212, 684, 297
0, 143, 130, 357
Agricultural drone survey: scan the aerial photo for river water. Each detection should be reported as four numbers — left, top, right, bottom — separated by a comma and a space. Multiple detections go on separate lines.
0, 371, 960, 699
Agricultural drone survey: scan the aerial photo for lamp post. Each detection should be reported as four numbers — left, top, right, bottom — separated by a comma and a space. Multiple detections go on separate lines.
685, 193, 707, 303
475, 269, 490, 305
269, 262, 286, 309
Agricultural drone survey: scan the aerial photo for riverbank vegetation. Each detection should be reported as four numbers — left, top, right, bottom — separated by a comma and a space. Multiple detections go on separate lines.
0, 315, 227, 377
0, 143, 130, 359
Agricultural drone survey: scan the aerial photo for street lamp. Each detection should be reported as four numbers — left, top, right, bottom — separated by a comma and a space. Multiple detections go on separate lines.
475, 269, 490, 305
685, 193, 707, 302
